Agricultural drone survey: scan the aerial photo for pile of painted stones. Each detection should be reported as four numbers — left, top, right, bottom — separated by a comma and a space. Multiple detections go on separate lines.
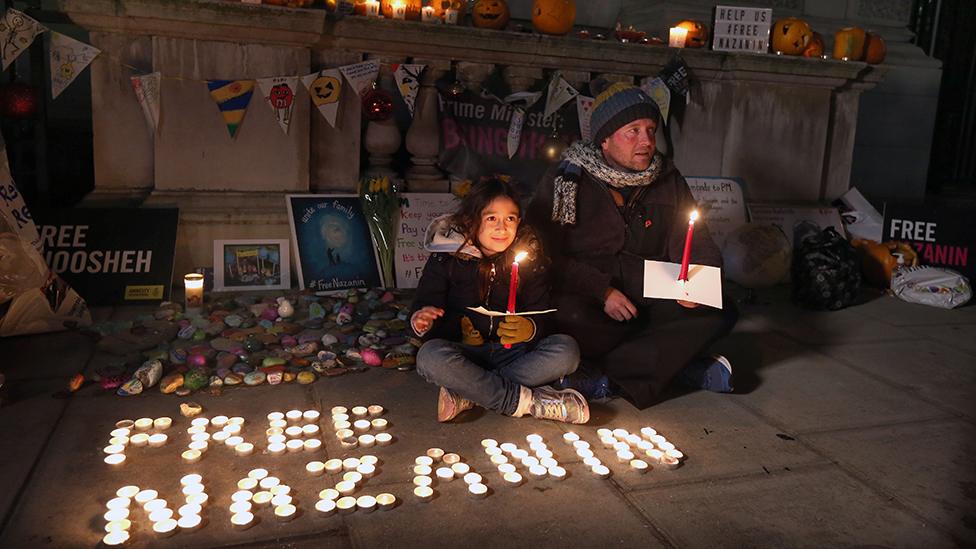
92, 289, 419, 397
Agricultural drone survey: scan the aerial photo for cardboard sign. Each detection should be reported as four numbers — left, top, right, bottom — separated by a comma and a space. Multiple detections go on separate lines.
712, 5, 772, 53
395, 193, 459, 289
286, 195, 382, 292
883, 203, 974, 279
685, 177, 747, 248
33, 208, 179, 305
747, 203, 844, 247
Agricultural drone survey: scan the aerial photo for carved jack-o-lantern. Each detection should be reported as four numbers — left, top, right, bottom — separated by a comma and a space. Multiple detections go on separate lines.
864, 32, 887, 64
380, 0, 421, 20
430, 0, 464, 19
802, 32, 825, 58
833, 26, 867, 61
472, 0, 510, 30
531, 0, 576, 36
771, 17, 813, 55
676, 20, 709, 48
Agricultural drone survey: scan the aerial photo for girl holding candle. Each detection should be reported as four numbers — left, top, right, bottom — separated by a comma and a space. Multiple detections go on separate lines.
411, 178, 589, 424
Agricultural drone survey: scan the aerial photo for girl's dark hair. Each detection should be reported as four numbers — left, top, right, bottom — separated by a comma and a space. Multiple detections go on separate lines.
449, 176, 522, 250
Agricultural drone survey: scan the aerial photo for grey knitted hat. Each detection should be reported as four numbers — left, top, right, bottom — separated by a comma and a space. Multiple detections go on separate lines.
589, 81, 661, 145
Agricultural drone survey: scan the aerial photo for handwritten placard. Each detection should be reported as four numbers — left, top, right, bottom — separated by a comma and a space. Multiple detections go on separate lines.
395, 193, 459, 289
712, 5, 772, 54
685, 177, 747, 249
747, 203, 844, 247
0, 139, 41, 251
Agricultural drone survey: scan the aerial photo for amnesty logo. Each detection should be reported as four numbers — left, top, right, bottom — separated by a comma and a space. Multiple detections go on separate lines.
125, 285, 164, 300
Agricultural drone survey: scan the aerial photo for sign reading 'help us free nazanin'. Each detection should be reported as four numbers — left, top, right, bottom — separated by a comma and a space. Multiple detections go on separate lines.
712, 5, 772, 54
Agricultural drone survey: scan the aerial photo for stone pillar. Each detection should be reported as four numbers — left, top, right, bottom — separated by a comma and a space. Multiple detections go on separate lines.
503, 66, 543, 93
310, 50, 364, 193
363, 56, 404, 180
560, 70, 591, 94
456, 61, 495, 93
405, 58, 451, 192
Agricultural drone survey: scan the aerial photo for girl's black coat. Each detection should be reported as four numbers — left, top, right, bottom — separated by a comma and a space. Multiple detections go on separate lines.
409, 230, 551, 344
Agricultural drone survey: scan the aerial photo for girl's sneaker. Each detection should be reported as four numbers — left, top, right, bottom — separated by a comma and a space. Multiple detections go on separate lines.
437, 387, 474, 422
680, 354, 734, 393
531, 386, 590, 424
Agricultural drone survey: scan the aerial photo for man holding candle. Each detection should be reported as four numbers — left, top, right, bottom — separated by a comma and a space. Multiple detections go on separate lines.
528, 81, 738, 410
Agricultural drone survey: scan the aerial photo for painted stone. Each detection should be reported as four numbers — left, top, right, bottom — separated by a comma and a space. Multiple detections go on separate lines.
243, 336, 264, 352
180, 402, 203, 417
244, 371, 266, 386
187, 354, 208, 368
336, 312, 353, 325
382, 353, 416, 369
282, 371, 297, 383
216, 352, 237, 370
345, 348, 362, 361
361, 348, 382, 367
175, 387, 191, 397
276, 297, 295, 319
224, 314, 243, 328
258, 319, 274, 330
183, 368, 210, 392
381, 291, 395, 303
232, 362, 253, 375
308, 302, 326, 320
160, 373, 184, 394
358, 334, 381, 347
178, 325, 197, 340
262, 357, 287, 368
288, 342, 318, 356
209, 375, 223, 387
224, 373, 243, 385
260, 307, 279, 321
216, 367, 231, 380
280, 335, 298, 348
297, 370, 316, 384
321, 333, 339, 346
134, 359, 163, 389
117, 378, 143, 396
266, 369, 284, 385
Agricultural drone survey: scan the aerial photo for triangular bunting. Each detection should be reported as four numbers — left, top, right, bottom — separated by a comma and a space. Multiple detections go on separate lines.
49, 32, 100, 99
131, 72, 161, 133
640, 76, 671, 125
339, 60, 379, 97
543, 72, 578, 119
576, 95, 594, 142
257, 76, 299, 135
393, 63, 425, 116
301, 69, 342, 128
1, 9, 45, 70
503, 91, 542, 159
206, 79, 255, 138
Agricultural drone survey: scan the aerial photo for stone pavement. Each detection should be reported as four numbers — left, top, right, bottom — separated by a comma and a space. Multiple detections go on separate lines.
0, 287, 974, 548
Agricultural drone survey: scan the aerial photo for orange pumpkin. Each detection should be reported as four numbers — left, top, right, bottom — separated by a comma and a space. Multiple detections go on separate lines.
381, 0, 422, 20
676, 20, 709, 48
472, 0, 510, 30
833, 26, 867, 61
531, 0, 576, 36
802, 32, 825, 57
429, 0, 464, 19
771, 17, 812, 55
864, 32, 887, 64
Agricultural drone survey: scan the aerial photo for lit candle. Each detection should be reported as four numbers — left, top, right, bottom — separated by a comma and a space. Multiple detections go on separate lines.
182, 483, 205, 497
228, 415, 245, 425
364, 0, 380, 17
435, 467, 455, 481
231, 490, 253, 503
353, 419, 371, 433
576, 448, 594, 459
211, 415, 229, 428
117, 485, 140, 498
414, 464, 433, 476
315, 498, 337, 516
330, 406, 347, 415
503, 472, 523, 486
497, 463, 516, 475
444, 7, 459, 24
183, 273, 204, 314
468, 483, 489, 499
678, 210, 699, 282
248, 468, 268, 480
325, 459, 343, 473
506, 251, 528, 313
367, 404, 384, 417
562, 432, 579, 444
421, 5, 436, 22
485, 446, 502, 457
285, 409, 302, 422
268, 411, 284, 422
391, 0, 406, 19
526, 433, 543, 444
669, 26, 688, 48
499, 442, 516, 454
342, 471, 363, 485
178, 503, 202, 517
646, 448, 664, 461
102, 531, 130, 546
252, 491, 273, 507
358, 434, 376, 447
336, 480, 357, 495
375, 432, 393, 446
269, 419, 287, 429
186, 493, 209, 507
342, 458, 361, 471
106, 497, 131, 510
540, 457, 558, 469
236, 477, 257, 490
426, 447, 445, 462
596, 428, 611, 438
660, 455, 681, 470
451, 462, 471, 476
640, 427, 657, 439
226, 436, 245, 448
357, 495, 377, 513
413, 475, 433, 487
481, 438, 498, 448
231, 511, 254, 530
529, 464, 548, 479
259, 476, 280, 490
415, 455, 434, 467
153, 417, 172, 430
285, 426, 303, 437
658, 441, 676, 452
223, 423, 242, 436
271, 494, 292, 508
274, 504, 297, 522
370, 418, 388, 431
666, 448, 685, 461
104, 520, 130, 533
320, 488, 339, 500
626, 434, 642, 446
104, 508, 129, 522
134, 417, 154, 431
103, 445, 125, 455
304, 438, 322, 451
303, 409, 321, 422
270, 484, 291, 496
335, 428, 353, 439
413, 486, 434, 502
135, 490, 158, 504
150, 508, 175, 523
591, 464, 611, 479
376, 493, 397, 511
307, 460, 326, 476
463, 472, 483, 485
582, 456, 601, 468
490, 454, 508, 466
352, 406, 369, 418
268, 442, 286, 455
148, 434, 168, 448
549, 466, 567, 480
357, 463, 377, 478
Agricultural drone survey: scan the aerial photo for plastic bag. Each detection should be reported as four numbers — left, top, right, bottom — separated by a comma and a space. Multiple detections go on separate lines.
791, 224, 861, 310
891, 266, 972, 309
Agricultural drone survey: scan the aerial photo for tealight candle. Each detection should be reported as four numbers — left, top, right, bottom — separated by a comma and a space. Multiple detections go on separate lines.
189, 440, 208, 453
153, 517, 178, 537
442, 453, 461, 465
336, 480, 357, 495
413, 475, 433, 487
463, 472, 483, 485
576, 448, 594, 460
248, 468, 269, 480
135, 490, 158, 504
529, 442, 547, 453
130, 433, 150, 447
178, 474, 201, 488
104, 520, 130, 533
521, 456, 540, 468
333, 412, 350, 423
413, 486, 434, 502
612, 428, 629, 439
223, 424, 242, 436
549, 466, 567, 480
563, 432, 580, 444
451, 462, 471, 476
285, 426, 303, 438
540, 457, 558, 469
269, 419, 287, 429
210, 415, 228, 428
616, 450, 635, 463
636, 440, 653, 451
270, 485, 291, 497
135, 417, 154, 431
421, 5, 436, 22
503, 472, 523, 486
497, 463, 516, 475
225, 436, 244, 448
351, 406, 368, 418
315, 498, 337, 516
426, 448, 445, 462
646, 448, 664, 461
468, 483, 489, 499
252, 491, 273, 507
104, 454, 126, 467
275, 504, 297, 522
358, 434, 376, 447
232, 490, 253, 503
613, 441, 630, 453
111, 428, 131, 438
186, 493, 209, 507
286, 439, 304, 453
572, 440, 590, 451
415, 456, 434, 467
179, 503, 202, 517
236, 478, 257, 491
353, 419, 371, 433
337, 497, 357, 514
511, 449, 529, 460
529, 465, 548, 479
108, 437, 129, 447
303, 409, 320, 422
306, 461, 325, 476
649, 434, 666, 445
116, 419, 135, 429
485, 446, 502, 456
303, 424, 320, 436
375, 433, 393, 446
104, 508, 129, 522
357, 463, 376, 478
268, 434, 286, 445
370, 418, 388, 431
227, 415, 244, 425
391, 0, 406, 19
265, 427, 282, 437
583, 456, 602, 468
600, 436, 616, 449
490, 454, 508, 466
640, 427, 657, 439
191, 417, 209, 428
336, 428, 354, 440
231, 511, 254, 530
666, 449, 685, 461
148, 434, 168, 448
499, 442, 516, 453
367, 404, 384, 417
182, 483, 205, 497
357, 495, 377, 513
361, 455, 379, 466
321, 489, 341, 501
106, 497, 131, 510
323, 459, 343, 474
268, 442, 286, 456
259, 476, 280, 489
658, 441, 676, 452
212, 431, 230, 444
271, 494, 292, 508
481, 438, 498, 448
660, 455, 681, 470
117, 485, 140, 498
228, 501, 253, 517
526, 434, 543, 444
414, 464, 433, 476
267, 411, 285, 421
144, 498, 168, 513
304, 439, 322, 452
343, 458, 361, 471
102, 530, 130, 546
435, 467, 454, 481
285, 409, 302, 422
342, 471, 363, 485
376, 493, 396, 511
592, 464, 611, 479
630, 459, 650, 473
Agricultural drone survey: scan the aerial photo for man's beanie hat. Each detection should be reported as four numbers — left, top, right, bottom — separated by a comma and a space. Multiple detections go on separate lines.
589, 81, 661, 145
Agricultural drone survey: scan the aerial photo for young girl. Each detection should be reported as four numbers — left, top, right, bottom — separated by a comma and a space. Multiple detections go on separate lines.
411, 178, 589, 424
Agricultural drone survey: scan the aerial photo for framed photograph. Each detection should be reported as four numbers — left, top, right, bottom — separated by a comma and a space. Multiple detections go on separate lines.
213, 239, 290, 291
286, 194, 382, 292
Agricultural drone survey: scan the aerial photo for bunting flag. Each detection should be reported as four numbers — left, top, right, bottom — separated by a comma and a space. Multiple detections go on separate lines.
543, 72, 579, 119
339, 60, 379, 97
1, 9, 45, 70
301, 69, 342, 128
576, 95, 594, 142
49, 32, 100, 99
257, 75, 299, 135
206, 79, 255, 138
503, 91, 542, 159
641, 76, 671, 125
131, 72, 162, 133
392, 63, 425, 116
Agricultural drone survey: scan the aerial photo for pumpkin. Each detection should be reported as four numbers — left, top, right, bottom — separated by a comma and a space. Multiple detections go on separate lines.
531, 0, 576, 36
833, 26, 867, 61
771, 17, 813, 55
381, 0, 421, 20
472, 0, 510, 30
802, 32, 825, 57
864, 32, 887, 64
430, 0, 464, 19
353, 0, 367, 15
676, 20, 709, 48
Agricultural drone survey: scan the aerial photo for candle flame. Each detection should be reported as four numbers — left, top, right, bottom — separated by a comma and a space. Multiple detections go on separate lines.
689, 210, 699, 223
513, 251, 528, 264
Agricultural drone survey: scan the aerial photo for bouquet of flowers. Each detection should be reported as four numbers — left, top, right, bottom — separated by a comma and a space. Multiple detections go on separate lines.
359, 175, 398, 287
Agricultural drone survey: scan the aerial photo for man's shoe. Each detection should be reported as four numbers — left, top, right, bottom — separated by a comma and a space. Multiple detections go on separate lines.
554, 368, 614, 402
531, 386, 590, 424
681, 354, 733, 393
437, 386, 474, 422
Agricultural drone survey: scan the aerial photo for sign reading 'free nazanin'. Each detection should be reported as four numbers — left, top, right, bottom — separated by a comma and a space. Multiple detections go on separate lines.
712, 5, 772, 54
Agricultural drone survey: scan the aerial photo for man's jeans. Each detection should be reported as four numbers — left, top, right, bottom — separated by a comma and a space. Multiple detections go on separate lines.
416, 335, 580, 416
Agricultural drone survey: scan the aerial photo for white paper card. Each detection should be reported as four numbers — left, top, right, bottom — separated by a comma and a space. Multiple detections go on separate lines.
466, 307, 557, 317
643, 260, 723, 309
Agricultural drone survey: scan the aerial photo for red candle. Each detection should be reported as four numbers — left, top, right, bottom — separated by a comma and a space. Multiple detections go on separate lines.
677, 210, 699, 281
507, 251, 528, 313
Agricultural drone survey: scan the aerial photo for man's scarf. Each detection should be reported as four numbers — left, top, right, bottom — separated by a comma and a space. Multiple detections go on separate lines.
551, 141, 664, 225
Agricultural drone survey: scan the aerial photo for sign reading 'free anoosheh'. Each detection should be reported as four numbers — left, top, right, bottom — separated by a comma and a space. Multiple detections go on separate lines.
712, 5, 772, 54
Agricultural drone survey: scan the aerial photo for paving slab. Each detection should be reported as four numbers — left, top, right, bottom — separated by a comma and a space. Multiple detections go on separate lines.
846, 295, 976, 327
0, 329, 96, 381
627, 465, 954, 548
909, 323, 976, 358
821, 339, 976, 419
803, 418, 976, 546
729, 351, 948, 434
